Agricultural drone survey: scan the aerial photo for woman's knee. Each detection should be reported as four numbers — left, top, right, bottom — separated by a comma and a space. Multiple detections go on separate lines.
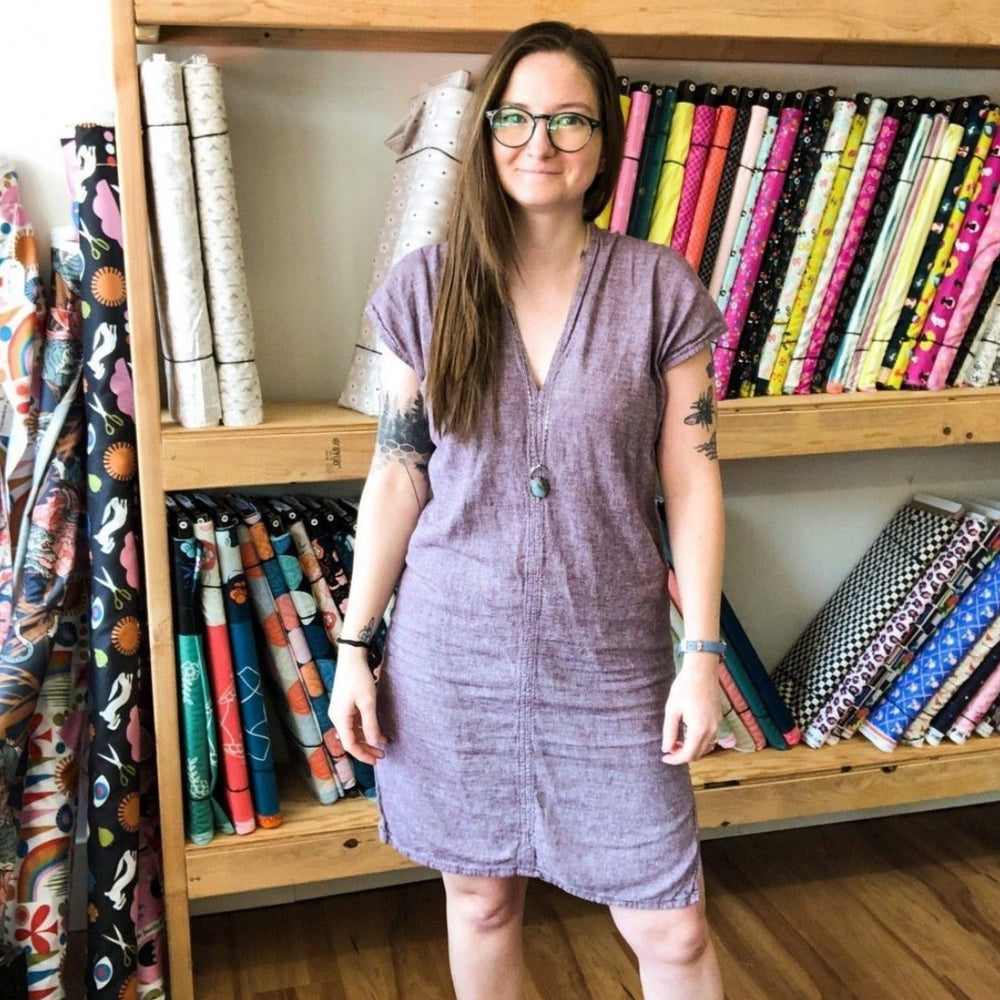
612, 903, 712, 968
443, 874, 528, 933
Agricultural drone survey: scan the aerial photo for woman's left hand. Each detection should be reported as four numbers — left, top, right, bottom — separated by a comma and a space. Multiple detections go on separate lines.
661, 657, 723, 764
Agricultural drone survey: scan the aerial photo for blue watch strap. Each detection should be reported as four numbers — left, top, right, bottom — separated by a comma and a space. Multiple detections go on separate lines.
675, 638, 727, 657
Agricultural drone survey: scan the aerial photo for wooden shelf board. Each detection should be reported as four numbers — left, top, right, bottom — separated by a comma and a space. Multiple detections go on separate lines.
133, 2, 1000, 67
717, 386, 1000, 460
185, 778, 416, 900
184, 738, 998, 898
690, 738, 1000, 829
141, 26, 1000, 69
161, 401, 376, 489
160, 389, 1000, 489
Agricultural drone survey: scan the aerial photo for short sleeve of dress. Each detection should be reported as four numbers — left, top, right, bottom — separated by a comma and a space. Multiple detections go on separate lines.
364, 244, 445, 381
653, 251, 728, 375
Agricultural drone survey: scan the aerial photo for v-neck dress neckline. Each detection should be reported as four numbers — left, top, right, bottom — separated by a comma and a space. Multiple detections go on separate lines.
507, 223, 600, 398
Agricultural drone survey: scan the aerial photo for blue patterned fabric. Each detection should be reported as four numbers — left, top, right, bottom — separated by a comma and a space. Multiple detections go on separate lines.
861, 554, 1000, 750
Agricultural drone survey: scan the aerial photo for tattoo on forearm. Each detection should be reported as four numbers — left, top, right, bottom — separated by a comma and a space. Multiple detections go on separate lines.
358, 618, 376, 643
683, 385, 718, 460
683, 387, 715, 430
375, 392, 435, 487
696, 431, 718, 460
706, 357, 715, 380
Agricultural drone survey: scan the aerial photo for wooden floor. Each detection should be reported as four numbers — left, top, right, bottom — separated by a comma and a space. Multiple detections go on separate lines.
186, 800, 1000, 999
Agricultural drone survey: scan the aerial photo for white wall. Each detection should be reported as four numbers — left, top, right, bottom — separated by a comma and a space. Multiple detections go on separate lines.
6, 1, 1000, 665
2, 0, 114, 262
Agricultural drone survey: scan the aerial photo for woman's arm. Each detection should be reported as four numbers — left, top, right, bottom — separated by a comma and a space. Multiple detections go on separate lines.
657, 345, 725, 765
329, 348, 434, 763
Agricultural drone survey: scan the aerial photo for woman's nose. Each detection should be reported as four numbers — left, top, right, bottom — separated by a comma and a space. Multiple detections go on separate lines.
525, 120, 556, 155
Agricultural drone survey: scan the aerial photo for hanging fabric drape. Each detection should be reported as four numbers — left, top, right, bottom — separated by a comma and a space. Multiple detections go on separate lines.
4, 225, 89, 1000
339, 71, 473, 415
0, 164, 90, 1000
0, 161, 46, 644
77, 122, 165, 998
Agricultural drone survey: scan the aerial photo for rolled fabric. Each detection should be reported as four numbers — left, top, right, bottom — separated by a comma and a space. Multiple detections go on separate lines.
761, 98, 856, 393
876, 100, 995, 388
733, 89, 829, 398
609, 80, 653, 235
77, 122, 154, 998
670, 83, 718, 256
700, 86, 758, 289
647, 79, 697, 246
139, 53, 222, 428
901, 132, 1000, 387
183, 54, 264, 426
709, 93, 773, 302
927, 139, 1000, 387
861, 551, 1000, 751
783, 97, 883, 392
853, 105, 965, 390
809, 97, 921, 392
954, 281, 1000, 386
825, 101, 935, 391
716, 95, 802, 396
628, 84, 676, 241
339, 70, 473, 415
686, 85, 739, 272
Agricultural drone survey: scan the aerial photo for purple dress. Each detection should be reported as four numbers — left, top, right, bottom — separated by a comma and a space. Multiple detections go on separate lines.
365, 225, 725, 909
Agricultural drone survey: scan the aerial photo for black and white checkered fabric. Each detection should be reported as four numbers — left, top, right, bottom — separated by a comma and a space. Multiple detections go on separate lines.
772, 500, 960, 730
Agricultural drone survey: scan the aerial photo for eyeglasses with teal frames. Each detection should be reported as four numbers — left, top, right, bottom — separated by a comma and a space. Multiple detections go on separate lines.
485, 106, 603, 153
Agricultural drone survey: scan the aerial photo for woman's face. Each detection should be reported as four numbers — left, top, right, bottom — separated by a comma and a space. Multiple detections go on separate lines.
491, 50, 604, 220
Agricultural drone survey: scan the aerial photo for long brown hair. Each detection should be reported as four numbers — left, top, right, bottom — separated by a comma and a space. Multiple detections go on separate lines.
425, 21, 624, 440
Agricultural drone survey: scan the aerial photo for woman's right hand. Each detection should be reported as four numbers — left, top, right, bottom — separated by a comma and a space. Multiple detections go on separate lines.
329, 652, 387, 765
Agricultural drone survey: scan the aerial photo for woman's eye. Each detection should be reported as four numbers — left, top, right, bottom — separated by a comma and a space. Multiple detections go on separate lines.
497, 109, 529, 127
551, 114, 586, 129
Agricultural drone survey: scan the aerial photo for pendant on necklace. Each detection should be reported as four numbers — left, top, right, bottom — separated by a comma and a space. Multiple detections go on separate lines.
529, 464, 550, 499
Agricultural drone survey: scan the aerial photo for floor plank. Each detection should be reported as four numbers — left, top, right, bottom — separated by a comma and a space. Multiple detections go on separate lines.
183, 803, 1000, 999
63, 800, 995, 999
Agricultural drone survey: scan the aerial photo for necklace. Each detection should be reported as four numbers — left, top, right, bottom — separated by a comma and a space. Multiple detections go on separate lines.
517, 222, 593, 501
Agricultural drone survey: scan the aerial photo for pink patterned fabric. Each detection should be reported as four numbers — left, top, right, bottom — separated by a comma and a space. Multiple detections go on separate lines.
947, 653, 1000, 743
716, 105, 803, 395
793, 112, 899, 392
925, 144, 1000, 387
905, 137, 1000, 387
609, 84, 653, 234
671, 96, 718, 255
708, 101, 770, 299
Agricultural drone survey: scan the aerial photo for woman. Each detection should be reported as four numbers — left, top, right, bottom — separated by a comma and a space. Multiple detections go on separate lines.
330, 21, 726, 1000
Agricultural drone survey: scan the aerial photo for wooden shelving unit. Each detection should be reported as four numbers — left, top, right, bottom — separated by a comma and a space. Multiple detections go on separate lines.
110, 1, 1000, 996
159, 386, 1000, 491
181, 738, 1000, 904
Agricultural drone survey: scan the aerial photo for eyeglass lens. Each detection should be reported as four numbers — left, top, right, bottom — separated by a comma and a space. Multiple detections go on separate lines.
488, 108, 596, 152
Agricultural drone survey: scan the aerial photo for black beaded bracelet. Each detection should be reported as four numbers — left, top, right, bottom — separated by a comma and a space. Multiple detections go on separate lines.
337, 637, 371, 649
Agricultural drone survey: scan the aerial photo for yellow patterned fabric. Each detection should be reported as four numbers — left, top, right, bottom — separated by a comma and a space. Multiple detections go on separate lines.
777, 101, 871, 392
647, 84, 695, 244
884, 105, 1000, 387
854, 116, 965, 389
595, 91, 631, 229
764, 99, 857, 393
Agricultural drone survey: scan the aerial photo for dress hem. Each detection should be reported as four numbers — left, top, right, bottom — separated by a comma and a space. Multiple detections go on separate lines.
378, 824, 701, 911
